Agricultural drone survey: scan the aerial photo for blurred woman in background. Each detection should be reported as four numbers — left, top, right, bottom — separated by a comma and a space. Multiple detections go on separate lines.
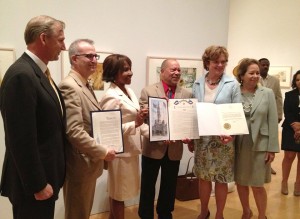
281, 70, 300, 196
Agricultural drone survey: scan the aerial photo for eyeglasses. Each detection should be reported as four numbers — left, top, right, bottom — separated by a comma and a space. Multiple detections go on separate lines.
75, 54, 100, 60
210, 60, 228, 66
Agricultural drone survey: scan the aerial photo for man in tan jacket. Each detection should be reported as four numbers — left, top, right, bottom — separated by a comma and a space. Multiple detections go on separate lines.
59, 39, 115, 219
259, 58, 283, 175
138, 59, 192, 219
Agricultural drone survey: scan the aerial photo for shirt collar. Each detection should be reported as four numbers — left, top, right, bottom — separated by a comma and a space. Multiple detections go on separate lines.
25, 49, 47, 73
262, 75, 270, 80
161, 80, 176, 94
71, 69, 88, 85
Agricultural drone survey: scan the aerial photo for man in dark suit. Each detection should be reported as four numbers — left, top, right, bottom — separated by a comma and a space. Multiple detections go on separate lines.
0, 15, 66, 219
138, 59, 192, 219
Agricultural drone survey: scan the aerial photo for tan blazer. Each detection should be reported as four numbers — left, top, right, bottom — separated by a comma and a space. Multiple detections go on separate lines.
139, 82, 192, 160
58, 70, 108, 181
236, 86, 279, 153
259, 74, 283, 121
100, 83, 148, 157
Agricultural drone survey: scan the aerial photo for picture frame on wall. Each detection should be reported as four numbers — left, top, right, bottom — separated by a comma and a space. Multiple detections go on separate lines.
146, 56, 204, 91
0, 48, 16, 86
61, 50, 112, 100
268, 66, 292, 88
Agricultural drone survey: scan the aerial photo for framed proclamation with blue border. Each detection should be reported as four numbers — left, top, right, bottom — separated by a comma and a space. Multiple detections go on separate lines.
91, 109, 124, 154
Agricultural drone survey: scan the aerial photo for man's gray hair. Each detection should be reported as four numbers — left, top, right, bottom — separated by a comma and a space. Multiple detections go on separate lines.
68, 39, 94, 64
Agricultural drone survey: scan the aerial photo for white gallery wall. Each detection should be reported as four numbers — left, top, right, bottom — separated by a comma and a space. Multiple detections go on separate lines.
227, 0, 300, 131
0, 1, 230, 218
227, 0, 300, 84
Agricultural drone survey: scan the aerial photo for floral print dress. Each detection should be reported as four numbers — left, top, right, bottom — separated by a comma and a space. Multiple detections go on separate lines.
194, 136, 234, 183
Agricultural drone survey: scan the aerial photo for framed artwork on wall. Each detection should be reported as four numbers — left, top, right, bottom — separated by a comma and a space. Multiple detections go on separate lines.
0, 48, 16, 86
268, 66, 292, 88
146, 56, 204, 91
61, 50, 112, 100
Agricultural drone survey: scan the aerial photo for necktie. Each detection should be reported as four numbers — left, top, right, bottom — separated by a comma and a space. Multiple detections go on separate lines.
45, 68, 52, 83
86, 81, 97, 100
45, 68, 63, 114
167, 87, 173, 99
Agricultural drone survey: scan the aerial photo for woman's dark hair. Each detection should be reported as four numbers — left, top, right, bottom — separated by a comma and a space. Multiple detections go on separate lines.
291, 70, 300, 89
102, 54, 132, 82
236, 58, 259, 84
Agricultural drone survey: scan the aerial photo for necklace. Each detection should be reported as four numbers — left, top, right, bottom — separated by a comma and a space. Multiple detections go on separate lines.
205, 73, 222, 85
242, 92, 255, 113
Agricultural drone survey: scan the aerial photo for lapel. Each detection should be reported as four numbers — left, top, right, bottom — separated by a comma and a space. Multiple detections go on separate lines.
110, 83, 140, 111
214, 76, 226, 102
213, 74, 234, 102
290, 89, 299, 108
195, 75, 206, 101
290, 88, 299, 99
174, 86, 183, 98
23, 53, 64, 119
250, 86, 264, 116
155, 81, 183, 98
69, 70, 100, 110
155, 82, 166, 98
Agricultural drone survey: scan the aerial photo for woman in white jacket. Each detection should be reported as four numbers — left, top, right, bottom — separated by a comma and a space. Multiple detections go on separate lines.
99, 54, 148, 219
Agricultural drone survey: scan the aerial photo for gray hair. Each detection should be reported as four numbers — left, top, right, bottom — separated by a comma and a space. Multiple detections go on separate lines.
24, 15, 65, 45
68, 39, 94, 64
161, 59, 178, 71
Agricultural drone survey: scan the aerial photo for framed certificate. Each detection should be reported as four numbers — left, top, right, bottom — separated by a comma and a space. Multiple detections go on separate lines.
196, 102, 249, 136
149, 97, 170, 142
91, 109, 124, 153
148, 96, 199, 142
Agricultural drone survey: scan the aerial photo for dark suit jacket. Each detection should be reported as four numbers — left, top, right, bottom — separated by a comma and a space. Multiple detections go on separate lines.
281, 89, 300, 151
282, 89, 300, 128
0, 53, 66, 204
139, 82, 192, 160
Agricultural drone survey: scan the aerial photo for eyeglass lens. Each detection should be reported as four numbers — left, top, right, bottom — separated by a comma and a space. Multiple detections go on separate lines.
76, 54, 100, 60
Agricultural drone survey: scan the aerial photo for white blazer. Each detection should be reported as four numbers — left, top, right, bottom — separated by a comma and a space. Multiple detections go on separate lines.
100, 83, 148, 157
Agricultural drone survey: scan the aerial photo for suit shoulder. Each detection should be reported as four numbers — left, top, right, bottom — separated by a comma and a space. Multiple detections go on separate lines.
140, 83, 159, 94
268, 74, 280, 81
102, 87, 119, 99
261, 87, 276, 99
259, 86, 272, 92
5, 58, 35, 78
180, 87, 192, 96
142, 83, 159, 90
59, 75, 79, 88
285, 89, 297, 96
